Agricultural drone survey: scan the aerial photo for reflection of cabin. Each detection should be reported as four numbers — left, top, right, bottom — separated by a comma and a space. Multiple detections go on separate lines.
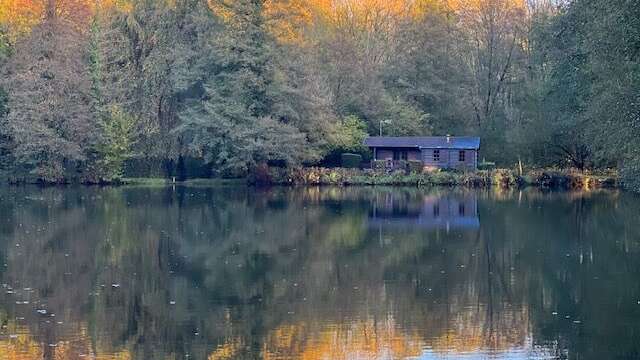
368, 194, 479, 230
364, 136, 480, 171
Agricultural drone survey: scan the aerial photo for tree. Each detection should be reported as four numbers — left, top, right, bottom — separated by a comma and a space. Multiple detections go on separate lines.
1, 0, 95, 182
0, 25, 11, 175
0, 0, 638, 185
535, 0, 639, 175
456, 0, 528, 162
385, 1, 470, 137
564, 0, 640, 179
0, 24, 9, 62
96, 106, 136, 180
178, 0, 313, 175
1, 18, 15, 177
91, 0, 182, 162
375, 95, 431, 136
328, 115, 368, 154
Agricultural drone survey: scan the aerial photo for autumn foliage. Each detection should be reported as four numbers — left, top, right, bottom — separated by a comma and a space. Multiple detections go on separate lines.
0, 0, 638, 186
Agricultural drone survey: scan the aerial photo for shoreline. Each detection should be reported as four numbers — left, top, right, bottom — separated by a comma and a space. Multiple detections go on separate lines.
1, 167, 620, 191
253, 167, 619, 190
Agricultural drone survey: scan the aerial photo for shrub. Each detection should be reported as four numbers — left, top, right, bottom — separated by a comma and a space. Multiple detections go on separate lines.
303, 168, 322, 184
430, 171, 457, 185
341, 153, 362, 168
394, 160, 409, 172
321, 169, 342, 184
249, 166, 618, 190
478, 161, 496, 171
460, 171, 491, 187
492, 169, 518, 187
408, 160, 423, 173
527, 170, 570, 188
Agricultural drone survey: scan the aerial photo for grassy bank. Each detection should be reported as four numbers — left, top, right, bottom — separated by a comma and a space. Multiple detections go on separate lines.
255, 167, 619, 190
120, 178, 246, 187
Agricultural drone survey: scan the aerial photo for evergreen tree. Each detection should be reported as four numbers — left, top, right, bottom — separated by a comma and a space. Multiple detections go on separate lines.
179, 0, 309, 175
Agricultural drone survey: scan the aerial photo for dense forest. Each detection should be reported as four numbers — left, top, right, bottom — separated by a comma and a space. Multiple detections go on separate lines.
0, 0, 638, 188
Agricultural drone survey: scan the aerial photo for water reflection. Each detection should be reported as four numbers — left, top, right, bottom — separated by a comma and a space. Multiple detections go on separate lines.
0, 186, 638, 359
368, 192, 479, 230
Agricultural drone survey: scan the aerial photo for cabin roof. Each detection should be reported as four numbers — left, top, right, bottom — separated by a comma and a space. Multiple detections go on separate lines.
363, 136, 480, 150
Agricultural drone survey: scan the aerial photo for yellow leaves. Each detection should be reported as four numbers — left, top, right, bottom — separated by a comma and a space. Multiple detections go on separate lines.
0, 320, 138, 360
254, 0, 528, 44
261, 318, 424, 360
0, 330, 44, 360
317, 0, 411, 36
208, 337, 244, 360
449, 0, 528, 24
264, 0, 312, 42
205, 0, 421, 44
0, 0, 44, 41
0, 0, 529, 46
0, 0, 99, 40
206, 0, 231, 20
264, 0, 429, 44
55, 0, 94, 26
304, 0, 413, 20
332, 0, 414, 19
95, 0, 133, 14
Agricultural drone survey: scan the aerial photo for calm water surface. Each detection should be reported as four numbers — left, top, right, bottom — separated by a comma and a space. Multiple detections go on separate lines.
0, 185, 639, 359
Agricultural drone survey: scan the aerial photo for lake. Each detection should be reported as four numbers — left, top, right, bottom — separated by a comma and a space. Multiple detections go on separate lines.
0, 185, 639, 359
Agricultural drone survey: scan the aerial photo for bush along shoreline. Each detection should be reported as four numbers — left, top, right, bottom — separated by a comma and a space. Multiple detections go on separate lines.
250, 167, 619, 190
2, 166, 619, 191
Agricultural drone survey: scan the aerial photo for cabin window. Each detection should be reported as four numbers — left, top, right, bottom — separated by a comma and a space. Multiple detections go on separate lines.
433, 150, 440, 162
459, 150, 465, 162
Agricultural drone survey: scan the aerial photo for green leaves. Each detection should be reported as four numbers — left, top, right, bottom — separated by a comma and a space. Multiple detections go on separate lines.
329, 115, 368, 154
540, 0, 640, 176
176, 0, 314, 176
97, 106, 137, 181
0, 0, 638, 184
2, 13, 93, 183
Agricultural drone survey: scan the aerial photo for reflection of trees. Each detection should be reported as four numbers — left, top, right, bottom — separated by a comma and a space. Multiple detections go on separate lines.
501, 190, 640, 359
0, 186, 638, 359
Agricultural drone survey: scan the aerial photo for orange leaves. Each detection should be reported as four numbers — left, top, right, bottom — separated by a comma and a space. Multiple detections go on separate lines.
204, 0, 451, 44
261, 319, 424, 360
0, 0, 97, 40
264, 0, 313, 42
0, 329, 44, 360
206, 0, 232, 20
54, 0, 94, 28
207, 337, 244, 360
256, 0, 528, 45
0, 0, 44, 41
263, 0, 428, 44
